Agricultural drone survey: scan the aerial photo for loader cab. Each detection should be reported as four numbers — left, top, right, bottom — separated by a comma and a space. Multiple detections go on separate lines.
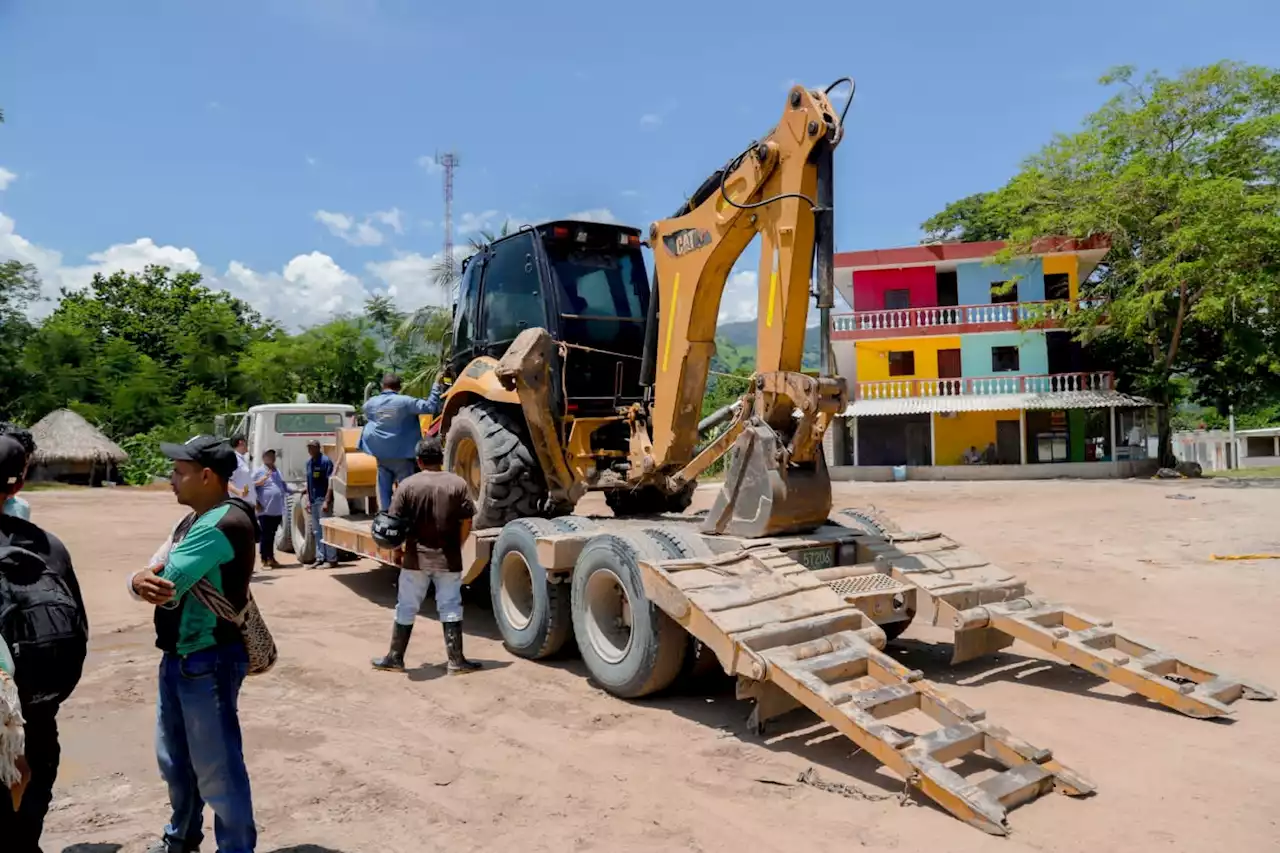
449, 220, 651, 416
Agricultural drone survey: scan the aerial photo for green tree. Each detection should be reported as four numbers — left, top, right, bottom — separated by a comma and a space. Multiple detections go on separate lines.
956, 62, 1280, 462
920, 192, 1016, 243
0, 261, 40, 420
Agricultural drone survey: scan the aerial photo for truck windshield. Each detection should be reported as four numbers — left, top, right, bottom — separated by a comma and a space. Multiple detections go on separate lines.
275, 412, 347, 433
546, 245, 649, 351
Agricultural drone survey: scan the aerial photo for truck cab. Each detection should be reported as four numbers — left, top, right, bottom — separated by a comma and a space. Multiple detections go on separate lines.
218, 403, 357, 486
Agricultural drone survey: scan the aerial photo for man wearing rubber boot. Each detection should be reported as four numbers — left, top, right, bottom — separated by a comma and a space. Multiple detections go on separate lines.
371, 436, 481, 674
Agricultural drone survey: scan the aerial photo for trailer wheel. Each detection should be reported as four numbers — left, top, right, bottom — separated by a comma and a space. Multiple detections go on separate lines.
446, 402, 549, 528
605, 482, 696, 518
292, 497, 316, 564
276, 495, 298, 554
572, 533, 688, 698
489, 518, 574, 659
641, 526, 722, 683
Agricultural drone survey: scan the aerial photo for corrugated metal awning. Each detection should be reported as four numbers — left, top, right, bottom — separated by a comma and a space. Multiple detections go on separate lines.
842, 390, 1152, 418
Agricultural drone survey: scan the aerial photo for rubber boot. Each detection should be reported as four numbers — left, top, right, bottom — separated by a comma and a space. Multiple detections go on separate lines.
371, 622, 413, 672
443, 621, 481, 674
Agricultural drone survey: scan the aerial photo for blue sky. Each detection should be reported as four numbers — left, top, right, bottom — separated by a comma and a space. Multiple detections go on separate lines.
1, 0, 1276, 326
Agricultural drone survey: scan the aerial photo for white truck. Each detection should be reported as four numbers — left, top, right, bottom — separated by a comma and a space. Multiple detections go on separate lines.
215, 401, 366, 563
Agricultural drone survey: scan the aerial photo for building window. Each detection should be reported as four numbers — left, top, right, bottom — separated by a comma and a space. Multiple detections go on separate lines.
936, 270, 958, 306
991, 281, 1018, 304
991, 345, 1020, 373
888, 351, 915, 377
1045, 272, 1070, 301
883, 288, 911, 310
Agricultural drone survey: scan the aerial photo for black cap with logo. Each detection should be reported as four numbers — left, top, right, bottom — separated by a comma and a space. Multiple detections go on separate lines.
160, 435, 239, 480
0, 435, 26, 490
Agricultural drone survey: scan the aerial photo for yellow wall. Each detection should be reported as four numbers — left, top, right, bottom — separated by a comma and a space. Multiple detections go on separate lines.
1042, 254, 1079, 301
854, 336, 963, 382
933, 409, 1021, 465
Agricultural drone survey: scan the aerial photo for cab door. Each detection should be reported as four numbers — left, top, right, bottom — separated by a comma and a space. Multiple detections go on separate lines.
475, 232, 548, 359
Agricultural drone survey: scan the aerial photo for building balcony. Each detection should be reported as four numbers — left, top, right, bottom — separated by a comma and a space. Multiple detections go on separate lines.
854, 371, 1115, 400
831, 299, 1105, 340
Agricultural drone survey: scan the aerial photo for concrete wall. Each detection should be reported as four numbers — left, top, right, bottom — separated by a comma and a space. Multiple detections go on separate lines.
932, 410, 1021, 465
959, 331, 1049, 377
855, 335, 963, 382
831, 459, 1159, 482
1041, 253, 1079, 301
851, 266, 937, 311
956, 257, 1044, 305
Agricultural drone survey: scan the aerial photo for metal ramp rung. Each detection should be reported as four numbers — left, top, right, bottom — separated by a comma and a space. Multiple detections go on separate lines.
755, 629, 1093, 836
984, 602, 1277, 718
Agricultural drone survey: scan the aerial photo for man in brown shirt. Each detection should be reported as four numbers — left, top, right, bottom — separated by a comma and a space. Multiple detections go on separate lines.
371, 436, 482, 674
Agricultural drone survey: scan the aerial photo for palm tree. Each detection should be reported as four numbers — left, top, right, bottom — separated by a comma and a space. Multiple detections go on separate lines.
394, 220, 517, 396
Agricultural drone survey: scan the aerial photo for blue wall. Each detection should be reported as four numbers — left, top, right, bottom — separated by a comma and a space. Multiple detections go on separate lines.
956, 257, 1044, 305
960, 331, 1049, 378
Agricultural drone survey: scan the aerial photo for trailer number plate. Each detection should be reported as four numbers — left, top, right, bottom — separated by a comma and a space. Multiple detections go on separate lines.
792, 546, 835, 571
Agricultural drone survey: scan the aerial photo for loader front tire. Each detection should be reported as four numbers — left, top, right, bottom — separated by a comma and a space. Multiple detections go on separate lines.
445, 401, 548, 529
572, 533, 688, 698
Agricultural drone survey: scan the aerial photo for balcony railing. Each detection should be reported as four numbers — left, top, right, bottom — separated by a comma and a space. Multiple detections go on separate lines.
855, 371, 1115, 400
831, 299, 1106, 338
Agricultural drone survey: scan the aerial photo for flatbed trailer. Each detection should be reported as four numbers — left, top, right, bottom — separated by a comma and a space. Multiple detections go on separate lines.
321, 507, 1273, 836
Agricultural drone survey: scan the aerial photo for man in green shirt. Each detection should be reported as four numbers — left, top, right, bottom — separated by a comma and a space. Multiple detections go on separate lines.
129, 435, 258, 853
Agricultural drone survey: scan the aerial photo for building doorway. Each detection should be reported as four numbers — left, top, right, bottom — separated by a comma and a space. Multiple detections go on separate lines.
996, 419, 1021, 464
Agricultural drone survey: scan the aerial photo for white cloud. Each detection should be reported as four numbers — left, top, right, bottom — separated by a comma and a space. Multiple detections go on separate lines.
639, 113, 662, 129
416, 154, 444, 175
313, 209, 386, 247
0, 208, 379, 329
305, 155, 319, 167
0, 168, 16, 191
565, 208, 620, 224
371, 207, 404, 235
366, 251, 444, 309
456, 209, 502, 235
719, 270, 759, 323
224, 252, 368, 328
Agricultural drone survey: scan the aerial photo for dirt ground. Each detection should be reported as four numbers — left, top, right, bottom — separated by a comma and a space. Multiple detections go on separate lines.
27, 478, 1280, 853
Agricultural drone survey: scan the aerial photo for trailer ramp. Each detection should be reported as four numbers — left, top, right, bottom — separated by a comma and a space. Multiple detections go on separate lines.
831, 509, 1276, 719
639, 538, 1092, 835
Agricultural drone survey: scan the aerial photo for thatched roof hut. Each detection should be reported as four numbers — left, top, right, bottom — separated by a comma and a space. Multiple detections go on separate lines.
28, 409, 129, 484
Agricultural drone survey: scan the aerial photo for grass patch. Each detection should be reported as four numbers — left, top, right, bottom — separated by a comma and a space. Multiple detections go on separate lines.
20, 482, 82, 492
1208, 466, 1280, 479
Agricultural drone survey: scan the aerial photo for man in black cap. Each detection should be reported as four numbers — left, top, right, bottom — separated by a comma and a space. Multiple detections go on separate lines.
128, 435, 258, 853
0, 435, 89, 852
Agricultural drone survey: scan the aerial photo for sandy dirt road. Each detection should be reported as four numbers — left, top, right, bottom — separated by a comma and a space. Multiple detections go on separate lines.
27, 478, 1280, 853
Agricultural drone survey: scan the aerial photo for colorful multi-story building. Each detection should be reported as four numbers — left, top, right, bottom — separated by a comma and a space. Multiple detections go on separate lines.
825, 238, 1157, 478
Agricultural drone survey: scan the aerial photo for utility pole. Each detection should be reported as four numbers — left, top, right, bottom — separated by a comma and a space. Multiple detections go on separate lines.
437, 150, 460, 292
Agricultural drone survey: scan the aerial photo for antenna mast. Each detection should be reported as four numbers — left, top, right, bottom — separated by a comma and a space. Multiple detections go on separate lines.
438, 150, 460, 283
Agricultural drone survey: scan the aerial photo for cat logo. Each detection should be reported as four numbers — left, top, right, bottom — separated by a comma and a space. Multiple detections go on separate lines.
662, 228, 712, 258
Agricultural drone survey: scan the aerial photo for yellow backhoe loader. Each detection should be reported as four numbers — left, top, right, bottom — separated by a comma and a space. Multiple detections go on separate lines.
322, 78, 1273, 836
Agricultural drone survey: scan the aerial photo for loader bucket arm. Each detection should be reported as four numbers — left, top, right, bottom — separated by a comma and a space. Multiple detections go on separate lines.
639, 81, 851, 537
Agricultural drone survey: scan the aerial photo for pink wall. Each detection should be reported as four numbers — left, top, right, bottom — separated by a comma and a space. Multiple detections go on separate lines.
851, 267, 938, 311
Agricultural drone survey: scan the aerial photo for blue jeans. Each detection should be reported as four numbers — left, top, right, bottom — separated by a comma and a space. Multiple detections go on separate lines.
157, 645, 256, 853
310, 497, 336, 563
377, 457, 417, 512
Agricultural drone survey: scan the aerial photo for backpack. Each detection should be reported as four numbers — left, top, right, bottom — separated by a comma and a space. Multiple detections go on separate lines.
0, 544, 87, 709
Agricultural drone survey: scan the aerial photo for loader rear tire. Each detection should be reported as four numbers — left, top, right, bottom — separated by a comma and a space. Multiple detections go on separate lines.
490, 518, 574, 660
446, 402, 548, 529
572, 533, 688, 698
604, 482, 696, 518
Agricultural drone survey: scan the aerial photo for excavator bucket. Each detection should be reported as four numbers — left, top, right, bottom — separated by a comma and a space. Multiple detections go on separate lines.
703, 422, 833, 538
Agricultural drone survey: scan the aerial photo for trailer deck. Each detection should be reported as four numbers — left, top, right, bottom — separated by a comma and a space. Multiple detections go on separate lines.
320, 506, 1272, 835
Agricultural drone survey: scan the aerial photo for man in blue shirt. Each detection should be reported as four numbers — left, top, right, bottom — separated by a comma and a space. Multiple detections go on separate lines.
304, 439, 338, 568
359, 373, 433, 512
252, 449, 288, 568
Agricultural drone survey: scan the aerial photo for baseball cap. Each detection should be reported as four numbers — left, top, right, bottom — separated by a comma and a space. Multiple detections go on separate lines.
160, 435, 239, 480
0, 436, 26, 489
